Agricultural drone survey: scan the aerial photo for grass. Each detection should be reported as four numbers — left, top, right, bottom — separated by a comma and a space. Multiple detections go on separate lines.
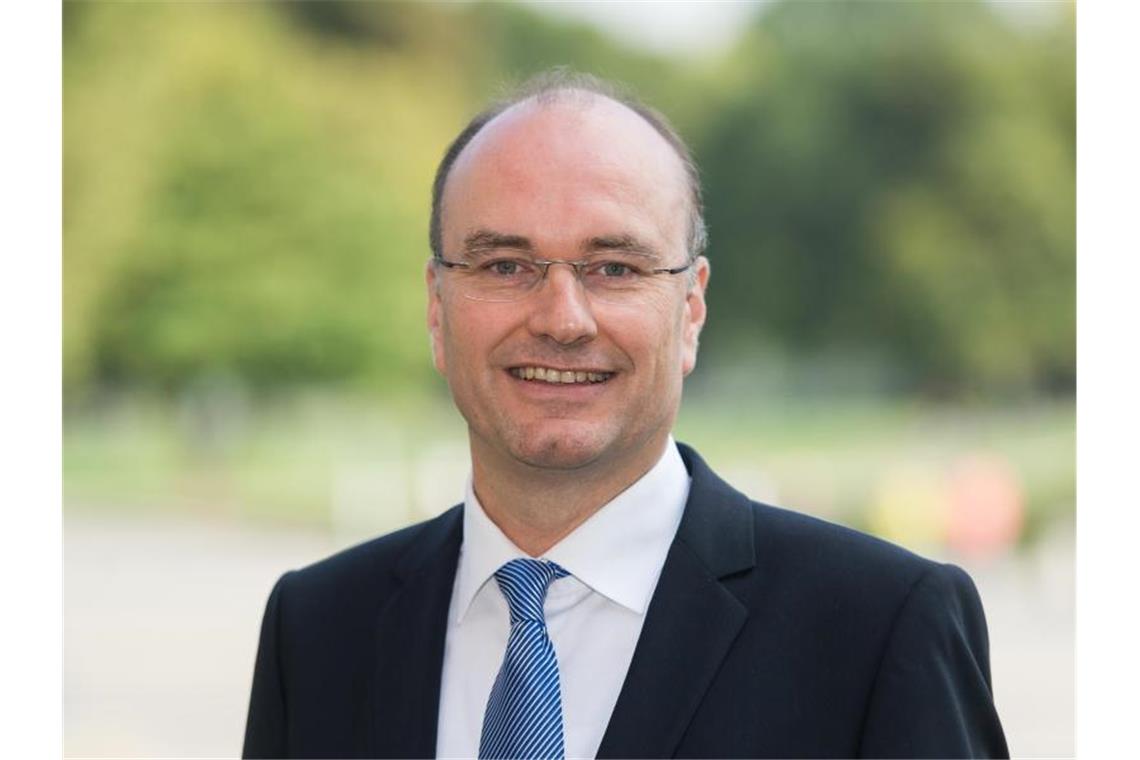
64, 390, 1074, 552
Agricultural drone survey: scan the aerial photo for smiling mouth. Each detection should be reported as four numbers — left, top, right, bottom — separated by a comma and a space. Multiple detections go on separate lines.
509, 366, 614, 384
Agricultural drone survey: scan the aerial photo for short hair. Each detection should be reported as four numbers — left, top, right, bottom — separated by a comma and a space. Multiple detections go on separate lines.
428, 69, 708, 263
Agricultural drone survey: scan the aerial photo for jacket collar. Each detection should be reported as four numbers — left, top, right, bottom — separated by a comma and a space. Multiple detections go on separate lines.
597, 442, 757, 758
671, 442, 756, 578
369, 505, 463, 758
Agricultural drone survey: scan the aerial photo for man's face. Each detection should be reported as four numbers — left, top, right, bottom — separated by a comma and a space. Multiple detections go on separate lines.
427, 97, 709, 474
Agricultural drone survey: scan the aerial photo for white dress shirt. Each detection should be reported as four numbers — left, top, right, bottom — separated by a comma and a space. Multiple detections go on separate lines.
435, 438, 691, 759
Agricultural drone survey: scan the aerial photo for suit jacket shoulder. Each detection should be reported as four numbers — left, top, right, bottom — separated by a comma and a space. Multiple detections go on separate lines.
243, 506, 463, 759
601, 443, 1007, 758
278, 506, 462, 616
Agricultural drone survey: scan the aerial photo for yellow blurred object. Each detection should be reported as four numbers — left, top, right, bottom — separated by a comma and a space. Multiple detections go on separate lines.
867, 466, 950, 553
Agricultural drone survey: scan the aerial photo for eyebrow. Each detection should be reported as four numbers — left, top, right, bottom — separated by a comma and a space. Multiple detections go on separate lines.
460, 229, 661, 260
583, 234, 661, 260
462, 230, 533, 256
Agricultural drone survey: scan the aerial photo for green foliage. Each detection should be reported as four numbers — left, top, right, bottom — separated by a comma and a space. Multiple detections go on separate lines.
64, 0, 1074, 400
698, 1, 1074, 393
66, 2, 464, 397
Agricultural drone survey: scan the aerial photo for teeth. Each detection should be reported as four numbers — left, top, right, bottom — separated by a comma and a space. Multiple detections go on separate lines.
512, 367, 612, 384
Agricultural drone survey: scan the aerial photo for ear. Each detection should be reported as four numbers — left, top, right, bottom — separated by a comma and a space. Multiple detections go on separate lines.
426, 261, 447, 374
680, 256, 710, 377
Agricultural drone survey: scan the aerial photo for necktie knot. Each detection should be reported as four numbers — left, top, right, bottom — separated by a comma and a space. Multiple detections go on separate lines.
494, 558, 568, 625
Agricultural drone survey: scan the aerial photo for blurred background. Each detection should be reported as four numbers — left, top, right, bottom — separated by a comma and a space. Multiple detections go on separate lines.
63, 1, 1074, 756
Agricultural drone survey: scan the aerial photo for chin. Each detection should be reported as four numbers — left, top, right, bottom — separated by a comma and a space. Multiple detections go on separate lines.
506, 426, 612, 471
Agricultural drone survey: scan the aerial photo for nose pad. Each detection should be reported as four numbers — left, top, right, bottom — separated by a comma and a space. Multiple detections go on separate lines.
528, 262, 598, 344
540, 261, 586, 296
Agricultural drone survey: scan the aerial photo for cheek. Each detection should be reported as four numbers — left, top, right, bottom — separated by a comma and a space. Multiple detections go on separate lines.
440, 319, 469, 376
617, 296, 687, 375
433, 305, 462, 375
434, 301, 471, 378
438, 301, 501, 381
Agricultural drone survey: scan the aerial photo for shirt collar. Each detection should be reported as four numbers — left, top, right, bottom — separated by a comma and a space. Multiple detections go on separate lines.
452, 437, 690, 623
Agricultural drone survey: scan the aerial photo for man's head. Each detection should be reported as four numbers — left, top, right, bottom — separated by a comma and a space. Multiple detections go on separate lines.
426, 71, 710, 477
430, 71, 708, 266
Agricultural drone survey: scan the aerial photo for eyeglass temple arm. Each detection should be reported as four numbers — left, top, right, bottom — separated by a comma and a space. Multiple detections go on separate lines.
432, 257, 472, 270
651, 263, 693, 275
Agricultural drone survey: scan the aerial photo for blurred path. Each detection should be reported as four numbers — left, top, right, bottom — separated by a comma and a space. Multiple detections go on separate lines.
65, 515, 339, 758
968, 524, 1075, 757
64, 514, 1073, 758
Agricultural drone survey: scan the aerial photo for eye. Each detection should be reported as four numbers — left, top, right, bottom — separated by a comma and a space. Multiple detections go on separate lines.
592, 260, 642, 278
481, 258, 531, 277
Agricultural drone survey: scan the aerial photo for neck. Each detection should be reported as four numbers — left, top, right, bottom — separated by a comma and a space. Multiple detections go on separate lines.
470, 435, 670, 556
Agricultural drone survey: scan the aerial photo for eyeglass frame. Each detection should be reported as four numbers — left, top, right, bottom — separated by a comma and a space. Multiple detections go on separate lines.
430, 253, 694, 303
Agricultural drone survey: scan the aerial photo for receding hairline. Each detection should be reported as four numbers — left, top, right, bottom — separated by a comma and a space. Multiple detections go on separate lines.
429, 72, 708, 262
460, 88, 678, 165
447, 90, 689, 217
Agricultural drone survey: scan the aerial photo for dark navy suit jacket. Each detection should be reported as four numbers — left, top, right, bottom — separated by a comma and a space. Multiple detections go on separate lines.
243, 443, 1008, 758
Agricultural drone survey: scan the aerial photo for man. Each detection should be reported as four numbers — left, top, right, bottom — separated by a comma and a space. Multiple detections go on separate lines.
243, 72, 1008, 759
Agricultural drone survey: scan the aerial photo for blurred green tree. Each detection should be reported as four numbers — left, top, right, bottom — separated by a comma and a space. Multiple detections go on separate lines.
64, 0, 1073, 401
66, 2, 468, 398
697, 1, 1074, 394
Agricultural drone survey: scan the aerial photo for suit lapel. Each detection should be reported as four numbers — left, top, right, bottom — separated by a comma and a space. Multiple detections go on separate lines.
367, 506, 463, 759
597, 444, 756, 759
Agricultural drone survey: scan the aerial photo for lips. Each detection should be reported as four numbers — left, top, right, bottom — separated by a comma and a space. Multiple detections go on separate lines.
509, 366, 614, 384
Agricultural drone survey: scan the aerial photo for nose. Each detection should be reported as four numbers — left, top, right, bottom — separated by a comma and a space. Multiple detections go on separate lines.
525, 262, 598, 345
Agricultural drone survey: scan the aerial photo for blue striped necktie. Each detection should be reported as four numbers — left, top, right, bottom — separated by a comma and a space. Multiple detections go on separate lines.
479, 558, 569, 760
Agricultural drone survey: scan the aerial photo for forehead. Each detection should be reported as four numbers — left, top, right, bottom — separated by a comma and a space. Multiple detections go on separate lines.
441, 95, 689, 256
